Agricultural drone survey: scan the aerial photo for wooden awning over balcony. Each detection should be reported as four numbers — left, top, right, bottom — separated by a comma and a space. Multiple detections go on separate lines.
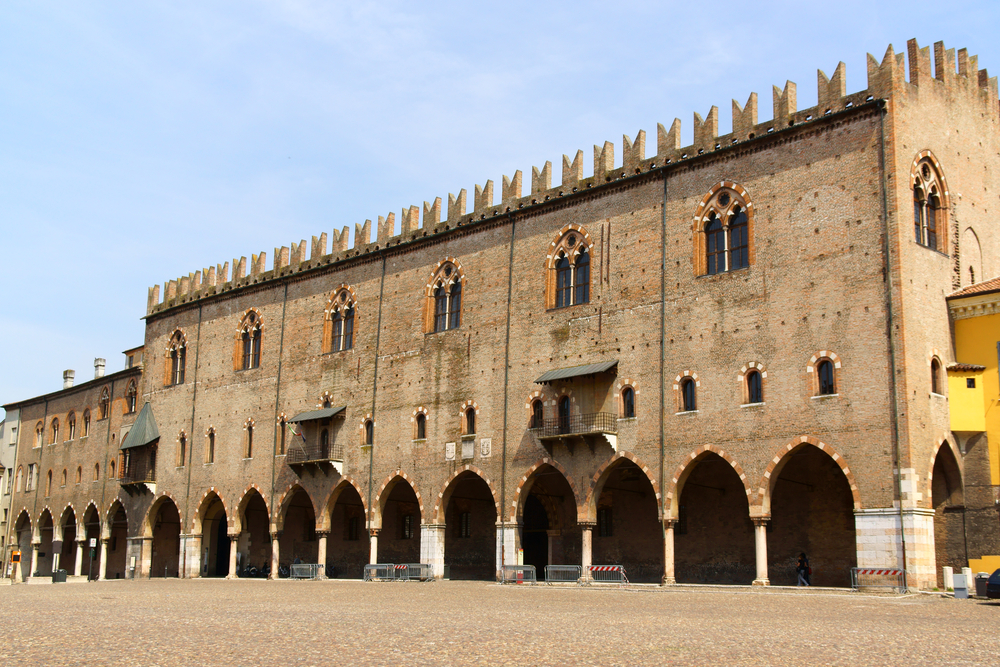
534, 360, 617, 385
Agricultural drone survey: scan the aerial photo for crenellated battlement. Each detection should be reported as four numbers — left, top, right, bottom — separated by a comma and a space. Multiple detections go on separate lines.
146, 39, 999, 317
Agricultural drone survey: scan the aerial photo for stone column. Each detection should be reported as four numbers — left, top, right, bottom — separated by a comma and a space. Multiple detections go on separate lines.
315, 531, 329, 579
227, 533, 240, 579
30, 542, 40, 579
368, 528, 380, 565
579, 521, 595, 582
662, 520, 676, 585
495, 521, 520, 579
74, 540, 84, 577
181, 534, 203, 578
269, 532, 281, 579
752, 518, 770, 586
98, 538, 108, 581
52, 550, 61, 574
419, 524, 446, 579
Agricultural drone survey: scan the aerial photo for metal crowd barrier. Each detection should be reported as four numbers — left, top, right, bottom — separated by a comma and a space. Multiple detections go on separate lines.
395, 563, 434, 581
289, 563, 324, 579
851, 567, 906, 593
545, 564, 582, 584
500, 564, 537, 584
364, 564, 396, 581
588, 565, 629, 586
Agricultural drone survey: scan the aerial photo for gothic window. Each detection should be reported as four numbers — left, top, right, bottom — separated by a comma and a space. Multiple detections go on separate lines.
94, 463, 100, 481
61, 469, 67, 487
167, 330, 186, 386
237, 311, 262, 370
15, 466, 22, 493
747, 370, 763, 404
82, 410, 91, 437
696, 185, 754, 276
530, 400, 544, 429
99, 387, 110, 420
549, 228, 592, 309
326, 288, 357, 352
67, 412, 76, 440
415, 413, 426, 440
109, 460, 116, 480
931, 358, 942, 395
50, 418, 59, 445
558, 396, 571, 433
245, 420, 254, 459
34, 422, 42, 447
278, 417, 287, 455
912, 157, 948, 253
427, 261, 463, 333
817, 359, 836, 395
206, 428, 216, 464
680, 378, 697, 412
464, 407, 476, 435
364, 420, 374, 447
125, 380, 137, 414
178, 433, 187, 467
75, 466, 82, 484
621, 387, 636, 419
45, 470, 52, 496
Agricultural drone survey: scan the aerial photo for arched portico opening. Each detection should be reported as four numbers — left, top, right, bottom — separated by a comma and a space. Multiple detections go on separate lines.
105, 502, 128, 579
377, 477, 421, 564
325, 482, 367, 578
442, 471, 497, 580
591, 459, 662, 583
14, 512, 32, 582
674, 453, 754, 584
236, 490, 270, 575
278, 488, 318, 570
82, 504, 102, 580
932, 443, 965, 587
57, 507, 78, 575
196, 493, 230, 577
766, 444, 857, 586
37, 510, 54, 576
517, 464, 578, 575
148, 497, 181, 577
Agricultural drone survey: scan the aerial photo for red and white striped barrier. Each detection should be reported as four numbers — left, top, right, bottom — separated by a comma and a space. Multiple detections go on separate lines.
855, 568, 904, 576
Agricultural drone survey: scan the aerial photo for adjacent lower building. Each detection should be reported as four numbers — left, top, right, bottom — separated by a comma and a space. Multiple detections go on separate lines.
4, 38, 999, 589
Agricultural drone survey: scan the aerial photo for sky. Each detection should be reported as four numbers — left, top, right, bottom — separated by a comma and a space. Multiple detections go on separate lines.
2, 1, 998, 416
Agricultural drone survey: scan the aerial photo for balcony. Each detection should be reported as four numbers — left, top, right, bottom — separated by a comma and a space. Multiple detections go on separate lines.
119, 456, 156, 491
287, 441, 345, 466
530, 412, 618, 452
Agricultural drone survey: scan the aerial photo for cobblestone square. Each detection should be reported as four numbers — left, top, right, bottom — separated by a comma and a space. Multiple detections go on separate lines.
0, 580, 996, 666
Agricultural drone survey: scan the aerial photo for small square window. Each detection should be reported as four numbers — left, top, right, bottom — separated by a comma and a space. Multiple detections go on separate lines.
967, 378, 976, 389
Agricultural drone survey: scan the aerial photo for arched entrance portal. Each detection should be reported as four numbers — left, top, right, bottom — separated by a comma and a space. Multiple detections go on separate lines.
592, 460, 662, 583
58, 507, 78, 576
674, 453, 754, 584
378, 479, 421, 565
198, 494, 229, 577
14, 512, 32, 582
767, 445, 857, 587
443, 472, 497, 580
149, 498, 181, 578
82, 505, 101, 580
326, 484, 367, 578
519, 465, 578, 575
279, 488, 318, 571
37, 510, 54, 576
106, 503, 128, 579
237, 491, 270, 575
932, 444, 965, 587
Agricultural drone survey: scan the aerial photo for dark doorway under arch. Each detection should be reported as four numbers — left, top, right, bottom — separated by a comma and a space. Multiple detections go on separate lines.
327, 485, 368, 578
932, 444, 965, 587
150, 499, 181, 578
443, 472, 497, 580
519, 466, 578, 575
378, 480, 420, 565
592, 460, 662, 583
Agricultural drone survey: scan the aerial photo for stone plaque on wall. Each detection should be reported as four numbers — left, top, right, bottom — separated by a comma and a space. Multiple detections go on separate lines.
461, 439, 474, 460
445, 442, 455, 461
480, 438, 492, 457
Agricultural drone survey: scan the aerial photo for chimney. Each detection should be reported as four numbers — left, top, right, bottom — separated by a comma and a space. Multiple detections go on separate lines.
63, 370, 75, 389
94, 358, 106, 379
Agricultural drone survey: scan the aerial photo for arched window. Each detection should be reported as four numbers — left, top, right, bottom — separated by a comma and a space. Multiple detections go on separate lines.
50, 418, 59, 445
206, 429, 216, 464
320, 429, 329, 459
75, 466, 81, 484
680, 378, 696, 412
696, 185, 754, 276
245, 422, 254, 459
364, 420, 374, 447
326, 289, 357, 352
817, 360, 836, 395
415, 413, 426, 440
168, 330, 186, 386
94, 463, 100, 481
109, 459, 116, 479
99, 387, 110, 420
60, 469, 67, 487
15, 466, 22, 493
464, 407, 476, 435
67, 412, 76, 440
621, 387, 636, 419
549, 228, 592, 309
278, 417, 287, 456
125, 381, 137, 414
82, 410, 91, 437
747, 370, 763, 404
34, 422, 43, 447
428, 261, 463, 333
912, 158, 947, 252
558, 396, 571, 434
238, 311, 262, 370
177, 433, 187, 467
530, 400, 544, 429
45, 470, 52, 496
931, 358, 942, 395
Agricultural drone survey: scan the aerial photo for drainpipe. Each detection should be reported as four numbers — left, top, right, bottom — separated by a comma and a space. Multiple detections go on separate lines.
268, 283, 290, 556
499, 212, 518, 576
366, 253, 388, 539
180, 303, 204, 578
659, 171, 668, 581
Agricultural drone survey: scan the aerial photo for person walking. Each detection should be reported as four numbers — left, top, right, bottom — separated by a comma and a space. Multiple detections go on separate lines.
796, 552, 811, 586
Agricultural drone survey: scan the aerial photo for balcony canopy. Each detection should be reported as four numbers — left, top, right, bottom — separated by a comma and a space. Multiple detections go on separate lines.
120, 402, 159, 450
534, 360, 618, 385
287, 406, 347, 423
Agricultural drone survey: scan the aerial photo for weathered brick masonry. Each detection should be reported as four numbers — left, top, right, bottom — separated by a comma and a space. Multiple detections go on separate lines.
5, 39, 998, 589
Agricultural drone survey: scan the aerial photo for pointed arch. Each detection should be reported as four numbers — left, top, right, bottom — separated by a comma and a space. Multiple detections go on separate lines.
142, 492, 181, 538
271, 483, 319, 532
318, 476, 367, 531
232, 484, 271, 533
104, 499, 129, 539
191, 488, 231, 533
424, 258, 465, 333
372, 471, 425, 529
583, 451, 662, 522
57, 504, 78, 541
692, 181, 756, 276
510, 457, 581, 521
666, 445, 751, 519
323, 284, 358, 353
432, 464, 501, 524
928, 437, 964, 505
756, 435, 861, 513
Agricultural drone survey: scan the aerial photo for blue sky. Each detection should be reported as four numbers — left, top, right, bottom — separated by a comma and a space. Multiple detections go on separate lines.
2, 1, 997, 414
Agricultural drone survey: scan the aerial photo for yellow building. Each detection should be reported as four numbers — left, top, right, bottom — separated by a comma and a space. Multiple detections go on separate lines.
947, 276, 1000, 573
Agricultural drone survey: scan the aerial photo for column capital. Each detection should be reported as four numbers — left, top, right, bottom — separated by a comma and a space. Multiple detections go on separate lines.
315, 530, 331, 538
368, 528, 380, 538
751, 517, 770, 527
662, 518, 678, 528
270, 531, 283, 540
577, 521, 596, 530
